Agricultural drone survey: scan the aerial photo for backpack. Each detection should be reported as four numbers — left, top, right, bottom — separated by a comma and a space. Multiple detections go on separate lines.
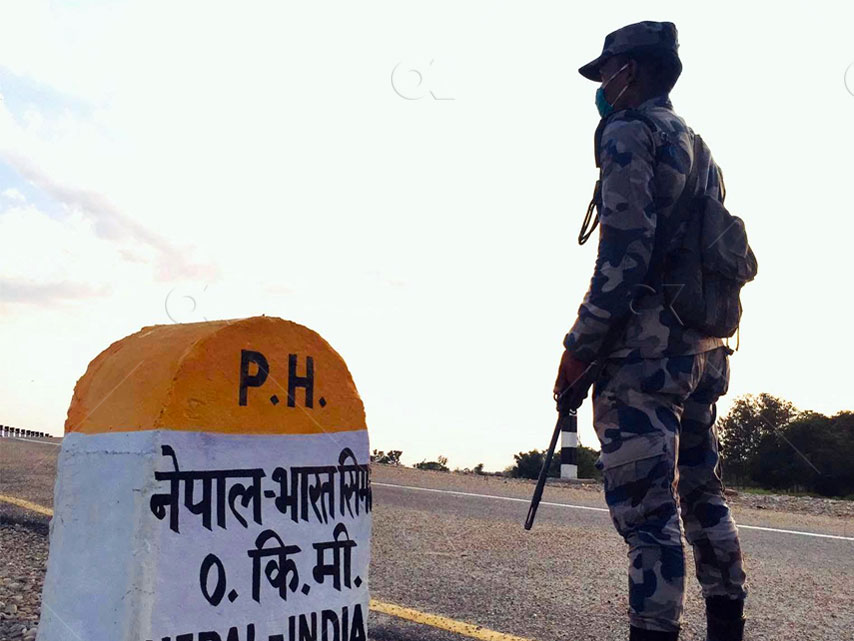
652, 132, 758, 339
581, 109, 758, 341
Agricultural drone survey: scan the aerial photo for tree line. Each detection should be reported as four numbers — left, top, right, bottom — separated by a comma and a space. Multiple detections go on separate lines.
371, 393, 854, 499
717, 393, 854, 498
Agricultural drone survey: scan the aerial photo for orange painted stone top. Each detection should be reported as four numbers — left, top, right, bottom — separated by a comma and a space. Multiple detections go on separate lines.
65, 315, 366, 435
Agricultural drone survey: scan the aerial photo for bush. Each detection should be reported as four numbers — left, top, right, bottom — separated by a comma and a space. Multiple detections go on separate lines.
577, 446, 603, 481
511, 446, 602, 480
371, 449, 403, 465
415, 455, 449, 472
512, 449, 546, 479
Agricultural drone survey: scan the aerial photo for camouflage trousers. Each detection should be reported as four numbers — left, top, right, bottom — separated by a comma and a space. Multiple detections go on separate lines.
591, 346, 748, 633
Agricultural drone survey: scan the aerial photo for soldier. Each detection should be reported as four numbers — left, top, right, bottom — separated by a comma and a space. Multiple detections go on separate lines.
553, 21, 748, 641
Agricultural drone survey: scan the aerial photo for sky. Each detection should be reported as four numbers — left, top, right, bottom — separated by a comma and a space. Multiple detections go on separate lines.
1, 1, 853, 473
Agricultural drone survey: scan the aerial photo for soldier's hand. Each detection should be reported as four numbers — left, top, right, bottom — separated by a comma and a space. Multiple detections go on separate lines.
553, 349, 590, 396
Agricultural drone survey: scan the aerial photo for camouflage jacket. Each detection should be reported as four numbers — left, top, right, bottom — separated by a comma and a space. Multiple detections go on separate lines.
564, 94, 725, 362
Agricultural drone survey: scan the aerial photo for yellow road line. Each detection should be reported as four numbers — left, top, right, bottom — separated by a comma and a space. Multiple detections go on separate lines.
370, 599, 534, 641
3, 497, 532, 641
0, 494, 54, 516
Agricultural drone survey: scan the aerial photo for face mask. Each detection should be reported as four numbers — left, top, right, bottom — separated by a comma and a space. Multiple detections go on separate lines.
595, 62, 629, 118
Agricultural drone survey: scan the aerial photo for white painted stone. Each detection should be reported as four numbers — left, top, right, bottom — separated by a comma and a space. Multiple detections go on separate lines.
38, 429, 371, 641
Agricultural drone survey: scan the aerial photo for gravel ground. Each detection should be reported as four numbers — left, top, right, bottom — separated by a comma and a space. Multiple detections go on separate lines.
0, 523, 46, 640
726, 490, 854, 519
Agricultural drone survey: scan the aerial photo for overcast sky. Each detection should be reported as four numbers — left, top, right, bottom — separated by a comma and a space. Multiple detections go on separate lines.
2, 1, 853, 472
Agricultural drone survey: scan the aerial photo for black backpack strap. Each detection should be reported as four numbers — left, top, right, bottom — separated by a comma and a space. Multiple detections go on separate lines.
645, 132, 705, 290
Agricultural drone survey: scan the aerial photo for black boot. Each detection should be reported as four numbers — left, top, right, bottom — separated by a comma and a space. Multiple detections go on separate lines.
705, 596, 745, 641
629, 625, 679, 641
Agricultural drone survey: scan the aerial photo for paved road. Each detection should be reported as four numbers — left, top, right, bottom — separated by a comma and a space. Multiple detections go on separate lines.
2, 439, 853, 641
368, 468, 854, 641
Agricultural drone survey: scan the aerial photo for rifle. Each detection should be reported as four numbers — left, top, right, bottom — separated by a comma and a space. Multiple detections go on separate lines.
524, 317, 630, 531
524, 359, 605, 530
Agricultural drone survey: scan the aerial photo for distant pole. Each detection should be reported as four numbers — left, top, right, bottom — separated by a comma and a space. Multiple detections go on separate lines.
560, 410, 578, 479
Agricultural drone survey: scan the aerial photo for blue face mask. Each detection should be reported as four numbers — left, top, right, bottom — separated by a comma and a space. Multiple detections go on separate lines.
595, 62, 629, 118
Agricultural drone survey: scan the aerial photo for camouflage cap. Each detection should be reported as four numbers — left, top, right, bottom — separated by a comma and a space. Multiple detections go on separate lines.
578, 20, 680, 81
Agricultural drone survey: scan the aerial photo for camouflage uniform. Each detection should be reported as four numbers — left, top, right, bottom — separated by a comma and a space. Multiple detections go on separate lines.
567, 21, 748, 635
564, 92, 726, 362
591, 347, 747, 632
